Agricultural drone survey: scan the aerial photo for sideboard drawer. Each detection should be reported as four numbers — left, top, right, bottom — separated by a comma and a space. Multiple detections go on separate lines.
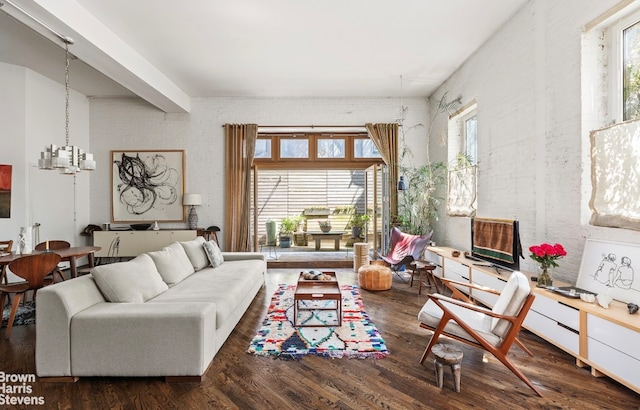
524, 309, 579, 355
423, 249, 442, 266
530, 293, 580, 332
588, 314, 640, 362
587, 337, 640, 391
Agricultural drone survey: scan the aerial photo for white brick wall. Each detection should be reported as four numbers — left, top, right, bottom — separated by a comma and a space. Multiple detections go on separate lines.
429, 0, 640, 283
89, 97, 429, 249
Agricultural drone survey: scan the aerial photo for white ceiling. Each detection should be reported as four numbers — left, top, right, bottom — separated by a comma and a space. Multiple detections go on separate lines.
0, 0, 527, 112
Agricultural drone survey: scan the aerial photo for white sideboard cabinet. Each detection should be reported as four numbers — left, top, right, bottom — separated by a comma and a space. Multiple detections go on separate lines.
425, 246, 640, 394
93, 230, 197, 258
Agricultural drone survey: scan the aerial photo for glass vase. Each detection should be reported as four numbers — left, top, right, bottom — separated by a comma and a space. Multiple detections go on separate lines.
537, 267, 553, 288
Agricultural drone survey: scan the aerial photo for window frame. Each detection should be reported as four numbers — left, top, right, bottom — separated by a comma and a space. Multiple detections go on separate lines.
609, 8, 640, 123
253, 132, 383, 169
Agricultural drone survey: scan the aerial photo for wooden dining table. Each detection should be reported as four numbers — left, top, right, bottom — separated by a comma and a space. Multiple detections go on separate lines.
0, 246, 101, 279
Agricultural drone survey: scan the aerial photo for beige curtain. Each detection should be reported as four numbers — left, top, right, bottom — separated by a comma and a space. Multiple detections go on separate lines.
224, 124, 258, 251
365, 123, 399, 214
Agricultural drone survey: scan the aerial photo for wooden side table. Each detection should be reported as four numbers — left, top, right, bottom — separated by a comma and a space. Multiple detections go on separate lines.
432, 343, 464, 393
410, 260, 439, 294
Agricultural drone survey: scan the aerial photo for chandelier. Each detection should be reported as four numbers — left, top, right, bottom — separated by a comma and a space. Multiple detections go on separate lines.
38, 38, 95, 174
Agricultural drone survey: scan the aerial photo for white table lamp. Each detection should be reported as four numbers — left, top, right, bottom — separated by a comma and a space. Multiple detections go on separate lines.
183, 193, 202, 230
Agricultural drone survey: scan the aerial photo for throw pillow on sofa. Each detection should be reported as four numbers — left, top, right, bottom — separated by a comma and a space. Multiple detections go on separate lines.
92, 254, 168, 303
148, 242, 195, 286
180, 236, 208, 271
203, 240, 224, 268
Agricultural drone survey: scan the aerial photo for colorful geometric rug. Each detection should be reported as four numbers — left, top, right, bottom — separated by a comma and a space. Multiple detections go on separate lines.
247, 284, 389, 359
1, 301, 36, 328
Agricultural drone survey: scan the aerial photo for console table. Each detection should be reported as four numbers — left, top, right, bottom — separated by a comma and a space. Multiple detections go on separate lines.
93, 230, 197, 258
423, 246, 640, 395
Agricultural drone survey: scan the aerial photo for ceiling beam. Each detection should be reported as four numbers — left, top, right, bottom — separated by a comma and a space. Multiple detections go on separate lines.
1, 0, 190, 113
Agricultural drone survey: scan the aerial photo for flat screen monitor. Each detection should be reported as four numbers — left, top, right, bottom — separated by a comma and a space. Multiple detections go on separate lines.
470, 218, 522, 271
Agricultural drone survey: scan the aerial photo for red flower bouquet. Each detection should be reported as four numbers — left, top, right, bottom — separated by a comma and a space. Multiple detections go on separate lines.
529, 243, 567, 269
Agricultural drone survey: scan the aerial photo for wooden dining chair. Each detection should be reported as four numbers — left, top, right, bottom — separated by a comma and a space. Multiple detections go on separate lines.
35, 240, 70, 282
0, 240, 13, 285
0, 253, 61, 337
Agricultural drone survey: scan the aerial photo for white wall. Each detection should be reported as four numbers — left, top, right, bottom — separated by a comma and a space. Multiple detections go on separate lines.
0, 62, 91, 258
429, 0, 640, 282
89, 96, 430, 250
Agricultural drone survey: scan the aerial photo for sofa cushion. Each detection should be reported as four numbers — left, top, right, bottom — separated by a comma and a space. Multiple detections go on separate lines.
203, 240, 224, 268
148, 242, 195, 286
91, 254, 168, 303
180, 236, 208, 271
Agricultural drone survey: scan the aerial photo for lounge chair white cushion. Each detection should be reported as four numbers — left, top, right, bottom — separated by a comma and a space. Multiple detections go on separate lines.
490, 271, 530, 337
418, 295, 502, 346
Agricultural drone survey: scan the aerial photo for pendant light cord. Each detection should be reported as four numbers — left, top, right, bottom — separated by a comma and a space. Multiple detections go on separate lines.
65, 40, 70, 147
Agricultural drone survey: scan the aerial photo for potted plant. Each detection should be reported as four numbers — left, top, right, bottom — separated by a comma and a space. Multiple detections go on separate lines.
350, 213, 370, 238
318, 220, 332, 233
279, 217, 297, 248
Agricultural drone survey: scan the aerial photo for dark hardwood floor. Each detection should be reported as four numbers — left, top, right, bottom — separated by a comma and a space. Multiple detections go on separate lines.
1, 268, 639, 409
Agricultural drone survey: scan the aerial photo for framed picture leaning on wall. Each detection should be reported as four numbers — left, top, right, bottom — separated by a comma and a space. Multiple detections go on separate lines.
111, 150, 185, 223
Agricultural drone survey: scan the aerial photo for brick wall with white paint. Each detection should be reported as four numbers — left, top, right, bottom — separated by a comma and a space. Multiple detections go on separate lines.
429, 0, 640, 282
89, 97, 429, 250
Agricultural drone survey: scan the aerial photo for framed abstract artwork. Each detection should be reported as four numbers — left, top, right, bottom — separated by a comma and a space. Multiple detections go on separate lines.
111, 150, 185, 223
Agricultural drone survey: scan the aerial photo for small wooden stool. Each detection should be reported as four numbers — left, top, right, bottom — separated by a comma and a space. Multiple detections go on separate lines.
432, 343, 463, 393
410, 261, 439, 294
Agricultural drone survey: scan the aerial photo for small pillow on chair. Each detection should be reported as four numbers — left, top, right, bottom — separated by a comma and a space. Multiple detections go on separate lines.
203, 240, 224, 268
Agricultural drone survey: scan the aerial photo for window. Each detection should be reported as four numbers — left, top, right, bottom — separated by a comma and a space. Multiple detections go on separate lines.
354, 139, 381, 158
463, 114, 478, 165
280, 138, 308, 158
255, 139, 271, 159
609, 7, 640, 122
317, 138, 345, 158
623, 19, 640, 121
583, 3, 640, 230
254, 133, 383, 166
447, 102, 478, 217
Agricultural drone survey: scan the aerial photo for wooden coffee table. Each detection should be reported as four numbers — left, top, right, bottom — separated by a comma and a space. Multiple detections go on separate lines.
293, 271, 342, 327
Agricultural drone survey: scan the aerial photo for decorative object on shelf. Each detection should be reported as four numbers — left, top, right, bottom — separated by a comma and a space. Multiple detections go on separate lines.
580, 293, 596, 303
318, 220, 332, 233
130, 224, 151, 231
152, 221, 160, 231
628, 303, 639, 314
597, 293, 612, 309
37, 37, 95, 174
529, 242, 566, 288
111, 150, 185, 223
183, 194, 202, 230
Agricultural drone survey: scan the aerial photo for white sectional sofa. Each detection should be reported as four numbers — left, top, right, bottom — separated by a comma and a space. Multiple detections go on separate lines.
35, 236, 265, 382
